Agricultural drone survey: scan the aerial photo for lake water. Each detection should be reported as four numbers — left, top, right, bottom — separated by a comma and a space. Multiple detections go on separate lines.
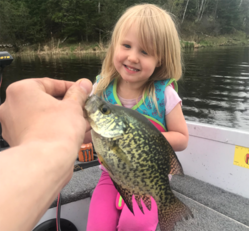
1, 46, 249, 131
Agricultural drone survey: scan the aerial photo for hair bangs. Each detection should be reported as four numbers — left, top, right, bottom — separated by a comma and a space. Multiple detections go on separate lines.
138, 19, 158, 59
116, 18, 134, 47
135, 6, 166, 65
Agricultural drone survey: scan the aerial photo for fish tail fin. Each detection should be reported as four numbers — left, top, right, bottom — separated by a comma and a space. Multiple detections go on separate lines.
158, 195, 193, 231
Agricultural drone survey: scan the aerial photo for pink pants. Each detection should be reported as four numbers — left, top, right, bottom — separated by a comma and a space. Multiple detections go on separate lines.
86, 171, 158, 231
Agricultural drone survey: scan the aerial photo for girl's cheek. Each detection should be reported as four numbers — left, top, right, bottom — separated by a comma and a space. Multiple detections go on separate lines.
115, 53, 122, 63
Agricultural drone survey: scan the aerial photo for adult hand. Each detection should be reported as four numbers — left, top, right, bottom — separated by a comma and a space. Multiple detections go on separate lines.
0, 77, 92, 152
0, 78, 92, 231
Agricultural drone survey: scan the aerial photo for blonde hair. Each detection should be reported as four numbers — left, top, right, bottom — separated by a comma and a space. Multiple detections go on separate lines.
94, 4, 182, 105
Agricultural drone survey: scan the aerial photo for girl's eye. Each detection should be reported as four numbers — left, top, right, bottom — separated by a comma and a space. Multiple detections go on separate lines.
141, 50, 148, 55
100, 105, 110, 115
123, 44, 131, 48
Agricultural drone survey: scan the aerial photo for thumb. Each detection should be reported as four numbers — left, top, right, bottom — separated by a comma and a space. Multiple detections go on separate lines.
63, 79, 92, 106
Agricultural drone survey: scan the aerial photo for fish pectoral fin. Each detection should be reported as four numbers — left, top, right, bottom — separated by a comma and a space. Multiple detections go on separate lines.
168, 149, 184, 176
158, 193, 193, 231
97, 153, 114, 175
111, 135, 123, 141
112, 180, 134, 214
110, 146, 131, 167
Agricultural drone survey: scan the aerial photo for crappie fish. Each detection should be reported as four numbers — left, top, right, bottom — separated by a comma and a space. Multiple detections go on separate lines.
84, 95, 193, 231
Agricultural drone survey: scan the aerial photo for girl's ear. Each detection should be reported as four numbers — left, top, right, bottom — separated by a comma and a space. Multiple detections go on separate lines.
156, 61, 161, 67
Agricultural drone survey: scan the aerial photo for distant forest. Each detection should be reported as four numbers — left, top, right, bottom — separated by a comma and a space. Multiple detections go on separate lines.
0, 0, 249, 47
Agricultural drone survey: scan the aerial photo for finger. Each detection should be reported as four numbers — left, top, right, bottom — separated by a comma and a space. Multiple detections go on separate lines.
63, 78, 92, 106
34, 78, 75, 97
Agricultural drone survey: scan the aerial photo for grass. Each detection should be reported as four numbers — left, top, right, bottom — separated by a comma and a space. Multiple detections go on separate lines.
3, 41, 108, 55
1, 30, 249, 55
181, 29, 249, 49
70, 45, 76, 52
181, 40, 195, 49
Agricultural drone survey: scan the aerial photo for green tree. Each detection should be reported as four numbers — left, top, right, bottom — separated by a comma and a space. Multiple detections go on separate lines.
1, 0, 248, 46
22, 0, 50, 43
0, 0, 31, 45
45, 0, 100, 42
217, 0, 241, 33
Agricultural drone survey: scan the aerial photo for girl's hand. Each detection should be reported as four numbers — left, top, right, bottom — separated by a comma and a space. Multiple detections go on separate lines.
163, 103, 189, 151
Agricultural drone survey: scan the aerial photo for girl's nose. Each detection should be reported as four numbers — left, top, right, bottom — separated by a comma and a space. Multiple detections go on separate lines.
127, 50, 139, 63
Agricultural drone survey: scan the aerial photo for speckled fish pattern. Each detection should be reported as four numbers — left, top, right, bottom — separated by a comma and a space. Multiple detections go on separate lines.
85, 95, 193, 231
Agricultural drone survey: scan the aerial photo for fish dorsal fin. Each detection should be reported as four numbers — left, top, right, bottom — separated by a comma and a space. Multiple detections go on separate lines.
112, 180, 134, 214
168, 148, 184, 176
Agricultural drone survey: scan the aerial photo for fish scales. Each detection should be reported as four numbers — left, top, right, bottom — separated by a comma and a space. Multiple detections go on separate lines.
85, 95, 193, 231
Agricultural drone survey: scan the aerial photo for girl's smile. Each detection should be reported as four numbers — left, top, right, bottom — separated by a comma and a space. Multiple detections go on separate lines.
124, 64, 140, 73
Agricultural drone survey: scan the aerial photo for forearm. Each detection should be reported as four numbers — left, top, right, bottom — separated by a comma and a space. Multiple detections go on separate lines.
0, 141, 75, 231
162, 131, 188, 152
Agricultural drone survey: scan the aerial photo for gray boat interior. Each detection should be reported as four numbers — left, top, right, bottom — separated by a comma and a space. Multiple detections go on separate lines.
49, 163, 249, 231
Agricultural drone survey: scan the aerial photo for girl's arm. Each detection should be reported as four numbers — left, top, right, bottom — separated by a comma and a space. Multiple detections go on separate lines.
162, 103, 189, 151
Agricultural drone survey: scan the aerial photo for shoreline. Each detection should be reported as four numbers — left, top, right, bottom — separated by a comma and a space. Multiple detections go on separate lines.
1, 31, 249, 55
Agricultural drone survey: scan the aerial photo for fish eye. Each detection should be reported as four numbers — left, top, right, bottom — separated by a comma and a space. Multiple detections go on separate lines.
100, 105, 110, 115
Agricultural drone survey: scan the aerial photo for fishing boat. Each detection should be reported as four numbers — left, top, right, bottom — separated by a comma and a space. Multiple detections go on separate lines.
1, 52, 249, 231
29, 121, 249, 231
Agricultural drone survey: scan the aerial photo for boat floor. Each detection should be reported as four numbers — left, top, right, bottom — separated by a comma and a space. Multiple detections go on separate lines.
156, 175, 249, 231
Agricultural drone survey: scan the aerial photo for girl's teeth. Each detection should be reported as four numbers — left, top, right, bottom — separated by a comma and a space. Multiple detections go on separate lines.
126, 66, 138, 71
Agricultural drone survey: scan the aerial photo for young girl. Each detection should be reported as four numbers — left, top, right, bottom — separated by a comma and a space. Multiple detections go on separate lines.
85, 3, 188, 231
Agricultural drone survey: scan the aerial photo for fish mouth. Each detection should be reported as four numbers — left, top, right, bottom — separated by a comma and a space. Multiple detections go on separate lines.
83, 96, 91, 119
84, 94, 102, 119
84, 95, 97, 113
83, 107, 88, 119
83, 96, 98, 130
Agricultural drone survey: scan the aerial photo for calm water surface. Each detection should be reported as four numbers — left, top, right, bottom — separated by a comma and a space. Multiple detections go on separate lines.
1, 46, 249, 131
